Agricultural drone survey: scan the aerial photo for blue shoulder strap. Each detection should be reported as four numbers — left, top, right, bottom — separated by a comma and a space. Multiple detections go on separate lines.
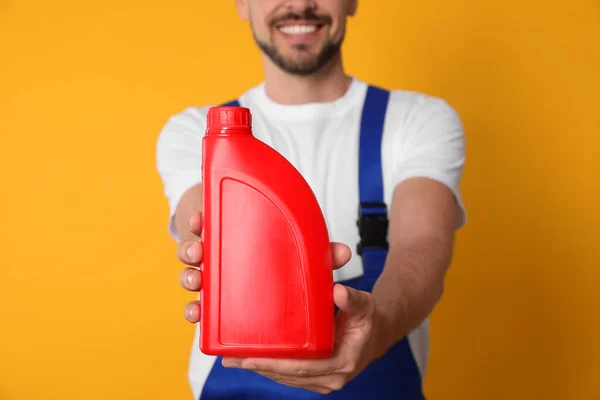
356, 85, 391, 258
222, 99, 240, 107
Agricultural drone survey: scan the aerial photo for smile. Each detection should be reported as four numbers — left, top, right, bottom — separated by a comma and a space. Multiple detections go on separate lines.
279, 25, 318, 35
275, 19, 326, 38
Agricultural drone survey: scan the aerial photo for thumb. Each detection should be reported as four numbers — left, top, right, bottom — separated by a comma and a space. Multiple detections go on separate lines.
330, 242, 351, 270
333, 284, 373, 316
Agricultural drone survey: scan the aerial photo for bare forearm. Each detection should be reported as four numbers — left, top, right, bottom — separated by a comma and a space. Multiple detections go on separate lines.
371, 233, 454, 355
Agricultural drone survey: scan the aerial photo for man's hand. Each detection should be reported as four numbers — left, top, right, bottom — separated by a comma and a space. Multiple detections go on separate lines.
177, 211, 205, 322
221, 284, 388, 394
177, 211, 388, 394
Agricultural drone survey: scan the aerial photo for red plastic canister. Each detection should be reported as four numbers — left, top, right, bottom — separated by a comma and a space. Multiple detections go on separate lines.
200, 106, 334, 358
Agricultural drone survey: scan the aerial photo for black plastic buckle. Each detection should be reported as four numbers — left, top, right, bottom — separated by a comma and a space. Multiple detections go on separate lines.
356, 202, 389, 256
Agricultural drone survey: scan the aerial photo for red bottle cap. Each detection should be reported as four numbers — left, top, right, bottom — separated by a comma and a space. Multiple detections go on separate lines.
206, 106, 252, 135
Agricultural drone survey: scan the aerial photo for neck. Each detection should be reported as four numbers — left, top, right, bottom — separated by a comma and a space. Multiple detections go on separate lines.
261, 53, 352, 105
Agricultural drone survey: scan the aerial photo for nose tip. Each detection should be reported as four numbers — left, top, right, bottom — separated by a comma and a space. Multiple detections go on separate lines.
285, 0, 317, 10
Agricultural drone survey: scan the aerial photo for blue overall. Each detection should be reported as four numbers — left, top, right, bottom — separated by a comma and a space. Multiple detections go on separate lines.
200, 86, 425, 399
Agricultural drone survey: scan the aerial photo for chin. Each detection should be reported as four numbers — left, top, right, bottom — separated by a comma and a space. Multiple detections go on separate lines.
284, 56, 320, 68
284, 45, 322, 60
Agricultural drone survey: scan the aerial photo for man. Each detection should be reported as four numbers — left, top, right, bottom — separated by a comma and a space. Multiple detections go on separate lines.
156, 0, 466, 398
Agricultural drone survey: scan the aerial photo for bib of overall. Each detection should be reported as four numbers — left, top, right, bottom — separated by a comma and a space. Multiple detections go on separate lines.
199, 86, 425, 399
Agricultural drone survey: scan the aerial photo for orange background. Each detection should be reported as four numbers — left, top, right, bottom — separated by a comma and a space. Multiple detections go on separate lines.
1, 1, 598, 399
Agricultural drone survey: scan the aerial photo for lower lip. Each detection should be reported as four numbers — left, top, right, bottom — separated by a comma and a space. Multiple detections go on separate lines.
276, 26, 324, 44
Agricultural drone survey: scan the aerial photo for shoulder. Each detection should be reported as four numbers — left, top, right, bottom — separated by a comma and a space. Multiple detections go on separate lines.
158, 106, 210, 138
385, 88, 463, 132
374, 86, 465, 149
155, 106, 212, 156
373, 86, 467, 227
359, 80, 460, 118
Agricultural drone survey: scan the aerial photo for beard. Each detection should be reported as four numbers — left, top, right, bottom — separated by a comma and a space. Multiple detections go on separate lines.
254, 35, 343, 76
250, 11, 344, 76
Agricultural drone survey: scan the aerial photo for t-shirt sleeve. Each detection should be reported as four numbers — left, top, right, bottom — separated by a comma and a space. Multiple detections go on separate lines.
156, 107, 208, 241
388, 95, 467, 230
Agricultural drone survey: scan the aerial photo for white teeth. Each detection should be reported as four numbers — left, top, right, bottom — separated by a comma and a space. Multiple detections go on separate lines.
279, 25, 317, 35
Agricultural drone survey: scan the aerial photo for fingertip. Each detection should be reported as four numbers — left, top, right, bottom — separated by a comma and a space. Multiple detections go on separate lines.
180, 268, 202, 291
189, 212, 202, 235
185, 303, 200, 323
333, 284, 350, 310
186, 241, 203, 264
331, 242, 352, 268
222, 357, 242, 368
187, 242, 197, 261
177, 240, 203, 266
333, 283, 347, 296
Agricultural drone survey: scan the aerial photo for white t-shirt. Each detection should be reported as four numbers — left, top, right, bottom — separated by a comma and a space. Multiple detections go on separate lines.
156, 76, 467, 398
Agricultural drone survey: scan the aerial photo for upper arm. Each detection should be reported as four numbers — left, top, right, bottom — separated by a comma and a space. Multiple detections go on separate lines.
156, 107, 207, 242
389, 178, 457, 249
386, 96, 467, 247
